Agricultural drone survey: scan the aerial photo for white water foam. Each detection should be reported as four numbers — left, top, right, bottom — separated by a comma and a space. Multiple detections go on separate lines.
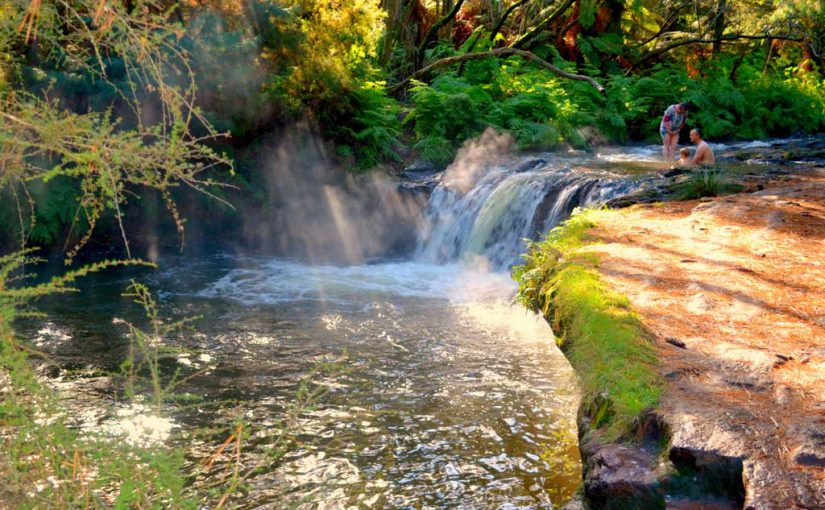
197, 258, 516, 305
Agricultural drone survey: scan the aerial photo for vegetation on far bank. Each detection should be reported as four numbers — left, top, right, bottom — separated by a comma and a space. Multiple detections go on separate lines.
2, 0, 825, 251
0, 0, 820, 505
513, 210, 661, 436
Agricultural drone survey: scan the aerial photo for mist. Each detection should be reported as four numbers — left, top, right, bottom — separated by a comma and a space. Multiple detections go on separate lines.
234, 128, 427, 265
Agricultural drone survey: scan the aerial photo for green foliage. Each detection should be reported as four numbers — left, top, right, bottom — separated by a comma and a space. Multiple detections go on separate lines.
571, 58, 825, 143
249, 0, 394, 167
406, 57, 586, 162
676, 167, 743, 199
513, 210, 661, 437
333, 81, 402, 169
677, 167, 723, 199
0, 0, 234, 256
0, 251, 198, 507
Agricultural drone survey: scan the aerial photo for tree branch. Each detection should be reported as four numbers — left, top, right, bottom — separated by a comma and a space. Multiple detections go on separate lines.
509, 0, 574, 49
460, 0, 532, 74
490, 0, 532, 47
417, 0, 468, 68
390, 47, 605, 94
633, 33, 804, 68
628, 2, 691, 50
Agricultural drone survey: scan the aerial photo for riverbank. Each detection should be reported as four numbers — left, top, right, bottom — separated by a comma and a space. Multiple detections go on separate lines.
518, 168, 825, 508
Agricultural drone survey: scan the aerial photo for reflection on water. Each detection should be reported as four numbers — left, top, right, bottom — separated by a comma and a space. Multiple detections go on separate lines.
18, 137, 821, 507
24, 256, 581, 508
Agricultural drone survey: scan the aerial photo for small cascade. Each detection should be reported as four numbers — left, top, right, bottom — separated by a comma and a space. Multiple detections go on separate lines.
416, 157, 638, 268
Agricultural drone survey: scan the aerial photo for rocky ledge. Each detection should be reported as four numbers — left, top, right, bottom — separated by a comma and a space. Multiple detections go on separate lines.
565, 167, 825, 509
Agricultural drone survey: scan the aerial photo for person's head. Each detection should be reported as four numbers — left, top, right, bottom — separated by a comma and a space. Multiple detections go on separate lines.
679, 148, 690, 158
690, 127, 702, 143
677, 103, 690, 114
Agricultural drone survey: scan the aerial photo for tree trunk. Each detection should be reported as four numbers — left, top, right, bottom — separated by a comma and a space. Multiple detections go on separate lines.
762, 37, 774, 74
712, 0, 727, 57
416, 0, 467, 69
381, 0, 401, 65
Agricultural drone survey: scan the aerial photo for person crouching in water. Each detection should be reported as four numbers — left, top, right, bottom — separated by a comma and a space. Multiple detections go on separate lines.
688, 128, 715, 166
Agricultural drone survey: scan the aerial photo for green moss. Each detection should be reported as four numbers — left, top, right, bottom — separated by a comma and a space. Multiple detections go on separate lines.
513, 209, 661, 437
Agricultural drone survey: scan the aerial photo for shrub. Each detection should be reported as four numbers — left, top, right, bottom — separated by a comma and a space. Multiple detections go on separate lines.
676, 167, 743, 200
573, 58, 825, 143
406, 57, 587, 162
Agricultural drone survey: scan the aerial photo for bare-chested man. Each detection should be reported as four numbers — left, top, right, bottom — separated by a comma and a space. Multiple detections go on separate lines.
689, 128, 715, 166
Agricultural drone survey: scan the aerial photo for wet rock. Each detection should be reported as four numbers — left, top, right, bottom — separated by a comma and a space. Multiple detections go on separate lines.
512, 157, 547, 173
668, 446, 745, 502
661, 167, 689, 178
401, 159, 440, 176
397, 162, 442, 196
580, 430, 664, 510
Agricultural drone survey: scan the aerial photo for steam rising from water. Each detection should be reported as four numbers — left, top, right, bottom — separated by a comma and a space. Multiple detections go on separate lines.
236, 130, 426, 265
442, 129, 514, 193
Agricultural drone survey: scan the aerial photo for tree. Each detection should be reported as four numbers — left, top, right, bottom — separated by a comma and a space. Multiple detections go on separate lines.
0, 0, 233, 260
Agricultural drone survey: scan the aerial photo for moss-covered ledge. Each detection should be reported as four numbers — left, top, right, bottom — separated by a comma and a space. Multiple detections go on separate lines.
512, 210, 668, 510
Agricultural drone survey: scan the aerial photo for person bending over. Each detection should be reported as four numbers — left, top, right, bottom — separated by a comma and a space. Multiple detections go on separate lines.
660, 102, 689, 162
689, 128, 716, 166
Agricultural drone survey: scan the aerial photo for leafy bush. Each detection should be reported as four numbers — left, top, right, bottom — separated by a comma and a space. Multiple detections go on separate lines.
676, 167, 743, 199
571, 57, 825, 143
677, 167, 724, 199
403, 51, 824, 165
405, 57, 586, 162
333, 81, 402, 169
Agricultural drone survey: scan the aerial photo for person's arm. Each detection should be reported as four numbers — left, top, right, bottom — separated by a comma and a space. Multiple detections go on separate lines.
662, 108, 676, 135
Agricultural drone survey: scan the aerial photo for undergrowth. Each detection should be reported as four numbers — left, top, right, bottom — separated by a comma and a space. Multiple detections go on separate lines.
400, 53, 825, 165
0, 250, 195, 507
512, 210, 661, 437
0, 249, 337, 507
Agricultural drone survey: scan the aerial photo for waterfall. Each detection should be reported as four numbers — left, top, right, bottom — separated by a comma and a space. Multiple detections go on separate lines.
415, 157, 636, 268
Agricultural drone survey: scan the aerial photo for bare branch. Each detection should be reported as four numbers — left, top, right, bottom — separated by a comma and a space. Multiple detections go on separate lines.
633, 32, 804, 68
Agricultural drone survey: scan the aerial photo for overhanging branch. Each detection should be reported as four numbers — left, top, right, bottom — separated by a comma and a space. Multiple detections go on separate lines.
633, 32, 804, 67
509, 0, 575, 49
390, 47, 605, 94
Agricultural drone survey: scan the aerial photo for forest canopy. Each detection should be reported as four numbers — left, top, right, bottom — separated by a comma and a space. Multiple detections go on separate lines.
0, 0, 823, 252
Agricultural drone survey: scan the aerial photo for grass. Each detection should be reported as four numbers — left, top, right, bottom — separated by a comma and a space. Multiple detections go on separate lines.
513, 209, 661, 437
676, 167, 744, 200
0, 252, 199, 507
0, 250, 336, 508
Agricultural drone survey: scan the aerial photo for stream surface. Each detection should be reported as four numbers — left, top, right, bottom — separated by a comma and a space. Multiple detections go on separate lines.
19, 138, 814, 508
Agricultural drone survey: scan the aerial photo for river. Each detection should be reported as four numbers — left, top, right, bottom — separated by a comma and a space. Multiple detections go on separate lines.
19, 138, 815, 508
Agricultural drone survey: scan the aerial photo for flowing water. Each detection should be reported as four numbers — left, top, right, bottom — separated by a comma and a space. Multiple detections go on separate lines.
21, 139, 804, 508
